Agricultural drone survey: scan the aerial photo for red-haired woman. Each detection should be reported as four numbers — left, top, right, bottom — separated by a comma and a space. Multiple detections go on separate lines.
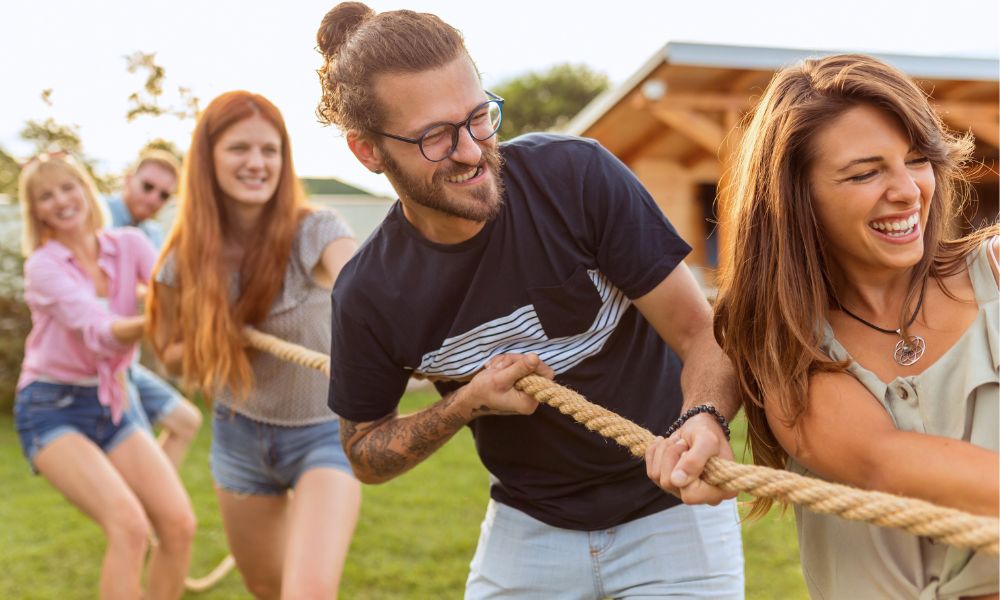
15, 152, 195, 599
147, 91, 361, 599
646, 54, 998, 598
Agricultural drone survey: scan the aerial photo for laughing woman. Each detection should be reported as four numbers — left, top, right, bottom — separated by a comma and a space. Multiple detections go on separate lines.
14, 152, 194, 600
645, 55, 998, 598
147, 91, 361, 600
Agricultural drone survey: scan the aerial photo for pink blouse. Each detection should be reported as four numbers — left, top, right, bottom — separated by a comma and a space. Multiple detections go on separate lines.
17, 228, 157, 423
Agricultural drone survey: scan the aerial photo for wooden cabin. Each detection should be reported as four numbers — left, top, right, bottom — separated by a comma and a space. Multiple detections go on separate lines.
565, 43, 999, 288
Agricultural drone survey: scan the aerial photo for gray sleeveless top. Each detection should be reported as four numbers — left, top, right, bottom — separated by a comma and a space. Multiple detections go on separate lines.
159, 209, 354, 425
788, 240, 999, 600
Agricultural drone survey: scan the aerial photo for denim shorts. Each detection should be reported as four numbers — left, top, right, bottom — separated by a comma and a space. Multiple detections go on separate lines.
128, 364, 181, 427
210, 404, 354, 495
467, 499, 745, 599
14, 381, 142, 473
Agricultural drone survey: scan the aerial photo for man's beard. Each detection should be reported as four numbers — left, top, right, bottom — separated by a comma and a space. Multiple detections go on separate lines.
381, 142, 505, 223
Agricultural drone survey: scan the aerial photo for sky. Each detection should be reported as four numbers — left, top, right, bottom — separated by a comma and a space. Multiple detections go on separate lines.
3, 0, 998, 198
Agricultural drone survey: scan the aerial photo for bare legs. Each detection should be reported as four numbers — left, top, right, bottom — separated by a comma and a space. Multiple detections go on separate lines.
216, 468, 361, 599
281, 469, 362, 599
156, 397, 202, 469
35, 431, 195, 600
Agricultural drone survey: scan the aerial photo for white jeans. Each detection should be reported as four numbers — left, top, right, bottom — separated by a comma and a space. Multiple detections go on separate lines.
466, 499, 744, 599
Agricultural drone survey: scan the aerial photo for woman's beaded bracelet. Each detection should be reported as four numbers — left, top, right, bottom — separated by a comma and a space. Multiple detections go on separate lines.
664, 404, 731, 440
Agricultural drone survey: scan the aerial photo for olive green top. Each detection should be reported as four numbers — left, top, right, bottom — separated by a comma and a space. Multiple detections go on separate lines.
789, 239, 999, 600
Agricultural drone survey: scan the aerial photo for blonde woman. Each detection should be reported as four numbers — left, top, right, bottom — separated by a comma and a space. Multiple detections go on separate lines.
14, 152, 194, 600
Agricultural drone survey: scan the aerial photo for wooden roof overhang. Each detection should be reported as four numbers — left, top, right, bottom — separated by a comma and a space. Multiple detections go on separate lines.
567, 43, 999, 182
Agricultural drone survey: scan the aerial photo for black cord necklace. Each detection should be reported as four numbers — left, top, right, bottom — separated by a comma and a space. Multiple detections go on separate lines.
838, 284, 927, 366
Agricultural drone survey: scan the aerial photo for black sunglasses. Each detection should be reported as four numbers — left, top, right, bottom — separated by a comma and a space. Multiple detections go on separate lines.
141, 181, 172, 202
371, 91, 504, 162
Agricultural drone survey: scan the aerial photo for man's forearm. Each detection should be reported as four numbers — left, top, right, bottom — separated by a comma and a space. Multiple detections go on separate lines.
341, 389, 471, 484
679, 327, 740, 420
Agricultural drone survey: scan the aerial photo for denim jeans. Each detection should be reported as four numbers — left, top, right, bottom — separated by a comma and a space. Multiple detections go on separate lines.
466, 498, 744, 599
210, 404, 354, 495
127, 364, 181, 427
14, 381, 142, 472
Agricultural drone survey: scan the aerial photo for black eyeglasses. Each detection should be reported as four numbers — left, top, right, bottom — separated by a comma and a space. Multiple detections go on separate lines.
372, 91, 504, 162
141, 181, 172, 202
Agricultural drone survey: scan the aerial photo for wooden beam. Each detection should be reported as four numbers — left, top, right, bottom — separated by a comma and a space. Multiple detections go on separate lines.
937, 103, 1000, 148
729, 69, 771, 93
933, 81, 998, 101
619, 122, 676, 164
681, 147, 712, 169
649, 107, 726, 156
964, 121, 999, 149
944, 115, 1000, 148
933, 100, 999, 120
971, 124, 1000, 148
658, 92, 752, 112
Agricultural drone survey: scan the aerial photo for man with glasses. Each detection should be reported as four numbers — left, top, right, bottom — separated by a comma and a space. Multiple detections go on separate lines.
317, 4, 744, 597
106, 149, 179, 249
105, 149, 202, 471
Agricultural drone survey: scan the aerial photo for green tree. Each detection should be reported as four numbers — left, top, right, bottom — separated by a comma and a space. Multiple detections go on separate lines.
19, 114, 118, 194
125, 51, 199, 122
0, 147, 19, 197
0, 245, 29, 407
12, 87, 118, 193
140, 138, 185, 164
492, 63, 610, 140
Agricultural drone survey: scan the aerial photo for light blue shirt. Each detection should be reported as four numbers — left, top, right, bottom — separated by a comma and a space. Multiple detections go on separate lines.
104, 195, 166, 250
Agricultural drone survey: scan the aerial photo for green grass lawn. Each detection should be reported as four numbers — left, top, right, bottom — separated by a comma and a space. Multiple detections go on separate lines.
0, 390, 807, 599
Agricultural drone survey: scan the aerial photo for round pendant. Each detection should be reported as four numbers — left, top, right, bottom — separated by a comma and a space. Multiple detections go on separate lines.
893, 335, 926, 366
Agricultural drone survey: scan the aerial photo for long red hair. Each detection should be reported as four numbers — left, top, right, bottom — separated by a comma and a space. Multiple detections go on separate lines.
148, 91, 309, 398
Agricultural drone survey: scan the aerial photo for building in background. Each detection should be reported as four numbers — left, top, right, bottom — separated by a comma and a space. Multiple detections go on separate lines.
302, 177, 393, 243
566, 42, 999, 289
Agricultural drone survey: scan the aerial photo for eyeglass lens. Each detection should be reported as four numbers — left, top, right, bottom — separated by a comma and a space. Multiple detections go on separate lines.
420, 100, 503, 161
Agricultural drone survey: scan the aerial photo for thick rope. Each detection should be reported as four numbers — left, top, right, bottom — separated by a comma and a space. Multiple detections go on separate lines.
245, 327, 331, 376
244, 328, 1000, 556
514, 375, 999, 555
185, 555, 236, 593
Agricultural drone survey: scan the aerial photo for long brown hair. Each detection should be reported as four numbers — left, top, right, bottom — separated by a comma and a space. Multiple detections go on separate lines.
147, 91, 309, 398
315, 1, 470, 133
714, 54, 981, 517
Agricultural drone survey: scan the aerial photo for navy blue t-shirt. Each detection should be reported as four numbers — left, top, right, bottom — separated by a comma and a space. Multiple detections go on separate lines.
329, 133, 691, 530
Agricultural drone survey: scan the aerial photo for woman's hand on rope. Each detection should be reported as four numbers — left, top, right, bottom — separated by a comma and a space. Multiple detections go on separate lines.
457, 354, 555, 419
646, 412, 738, 505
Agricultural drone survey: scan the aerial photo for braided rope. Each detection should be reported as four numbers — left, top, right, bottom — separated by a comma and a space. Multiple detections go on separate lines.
185, 555, 236, 592
244, 326, 331, 376
515, 375, 998, 555
244, 328, 1000, 555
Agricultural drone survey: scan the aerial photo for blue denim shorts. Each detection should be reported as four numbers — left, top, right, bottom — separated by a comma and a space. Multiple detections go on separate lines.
14, 381, 142, 473
128, 364, 181, 427
210, 404, 354, 495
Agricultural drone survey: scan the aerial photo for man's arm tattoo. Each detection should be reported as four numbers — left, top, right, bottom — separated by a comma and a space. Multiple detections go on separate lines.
342, 392, 470, 480
405, 394, 467, 455
339, 418, 359, 448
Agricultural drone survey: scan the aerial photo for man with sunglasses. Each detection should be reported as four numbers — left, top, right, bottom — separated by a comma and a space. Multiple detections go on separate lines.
105, 149, 202, 471
317, 4, 744, 597
106, 149, 179, 249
